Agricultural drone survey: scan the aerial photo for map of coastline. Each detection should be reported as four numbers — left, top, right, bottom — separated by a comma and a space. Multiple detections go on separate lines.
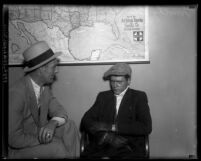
8, 5, 149, 64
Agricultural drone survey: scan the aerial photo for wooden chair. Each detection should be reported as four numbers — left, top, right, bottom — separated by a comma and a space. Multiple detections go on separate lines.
80, 131, 150, 159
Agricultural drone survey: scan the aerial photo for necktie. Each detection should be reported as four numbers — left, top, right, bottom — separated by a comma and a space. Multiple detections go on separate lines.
38, 87, 43, 116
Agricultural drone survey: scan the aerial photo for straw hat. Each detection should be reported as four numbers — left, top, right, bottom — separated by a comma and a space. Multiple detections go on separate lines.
103, 63, 132, 80
23, 41, 61, 72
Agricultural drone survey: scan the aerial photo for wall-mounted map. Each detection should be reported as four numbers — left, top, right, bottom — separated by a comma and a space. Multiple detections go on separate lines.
8, 5, 149, 65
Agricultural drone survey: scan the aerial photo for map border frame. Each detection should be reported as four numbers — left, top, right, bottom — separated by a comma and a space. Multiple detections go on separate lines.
7, 5, 150, 66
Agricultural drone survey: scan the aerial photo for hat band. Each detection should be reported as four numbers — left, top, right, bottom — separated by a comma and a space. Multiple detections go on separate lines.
26, 49, 54, 68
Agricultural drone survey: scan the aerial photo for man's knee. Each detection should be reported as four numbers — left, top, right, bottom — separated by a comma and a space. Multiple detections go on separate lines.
56, 120, 77, 133
66, 119, 77, 128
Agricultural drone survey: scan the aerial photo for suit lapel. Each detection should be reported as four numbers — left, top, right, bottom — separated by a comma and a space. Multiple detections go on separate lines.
39, 87, 49, 126
105, 91, 116, 123
24, 76, 40, 127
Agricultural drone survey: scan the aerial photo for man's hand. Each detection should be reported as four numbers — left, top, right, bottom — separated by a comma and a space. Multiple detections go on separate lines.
110, 135, 128, 148
99, 132, 127, 147
38, 120, 58, 144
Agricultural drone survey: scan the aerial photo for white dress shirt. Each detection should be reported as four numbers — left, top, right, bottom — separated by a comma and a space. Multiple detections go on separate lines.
114, 86, 129, 115
30, 77, 65, 126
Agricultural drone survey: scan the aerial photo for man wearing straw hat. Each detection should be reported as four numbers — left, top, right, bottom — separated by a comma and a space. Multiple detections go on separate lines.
80, 63, 152, 159
8, 41, 80, 159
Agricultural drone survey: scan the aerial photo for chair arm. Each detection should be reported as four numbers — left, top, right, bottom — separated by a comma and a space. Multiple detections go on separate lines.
145, 135, 150, 158
80, 131, 89, 153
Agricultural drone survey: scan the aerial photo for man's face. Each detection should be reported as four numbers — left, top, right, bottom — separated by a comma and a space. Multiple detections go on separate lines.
110, 75, 130, 95
41, 59, 58, 85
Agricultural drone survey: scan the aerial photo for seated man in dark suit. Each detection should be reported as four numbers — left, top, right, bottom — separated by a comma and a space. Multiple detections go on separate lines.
80, 63, 152, 159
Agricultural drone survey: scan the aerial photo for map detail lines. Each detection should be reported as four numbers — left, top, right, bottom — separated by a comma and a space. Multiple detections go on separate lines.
8, 5, 149, 64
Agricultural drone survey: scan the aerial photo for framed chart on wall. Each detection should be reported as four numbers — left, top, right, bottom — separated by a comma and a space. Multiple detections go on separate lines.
8, 5, 149, 65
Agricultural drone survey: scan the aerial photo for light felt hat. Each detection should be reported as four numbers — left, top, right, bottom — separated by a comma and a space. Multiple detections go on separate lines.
103, 63, 132, 80
23, 41, 61, 72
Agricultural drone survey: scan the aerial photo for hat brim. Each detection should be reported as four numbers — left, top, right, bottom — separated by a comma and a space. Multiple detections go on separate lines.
24, 52, 61, 73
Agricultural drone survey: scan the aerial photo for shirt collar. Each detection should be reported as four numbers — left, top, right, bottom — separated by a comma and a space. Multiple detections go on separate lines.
115, 86, 129, 97
29, 77, 43, 98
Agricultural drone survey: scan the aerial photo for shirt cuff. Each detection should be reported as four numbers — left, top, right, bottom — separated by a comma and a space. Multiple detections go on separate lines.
51, 117, 66, 126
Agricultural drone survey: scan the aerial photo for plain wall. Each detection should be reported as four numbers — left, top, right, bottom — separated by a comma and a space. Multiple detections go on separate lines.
8, 6, 197, 158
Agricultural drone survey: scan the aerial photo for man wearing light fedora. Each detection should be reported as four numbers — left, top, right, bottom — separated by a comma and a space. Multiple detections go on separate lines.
80, 63, 152, 159
8, 41, 80, 159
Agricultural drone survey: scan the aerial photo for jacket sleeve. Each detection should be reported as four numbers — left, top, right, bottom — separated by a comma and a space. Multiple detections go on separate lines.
118, 91, 152, 135
9, 89, 40, 148
48, 89, 68, 121
80, 93, 103, 134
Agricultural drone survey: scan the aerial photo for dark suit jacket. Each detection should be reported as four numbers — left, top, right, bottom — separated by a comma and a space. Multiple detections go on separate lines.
80, 88, 152, 158
9, 75, 68, 149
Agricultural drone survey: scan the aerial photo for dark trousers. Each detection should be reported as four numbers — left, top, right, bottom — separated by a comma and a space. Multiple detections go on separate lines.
81, 142, 145, 159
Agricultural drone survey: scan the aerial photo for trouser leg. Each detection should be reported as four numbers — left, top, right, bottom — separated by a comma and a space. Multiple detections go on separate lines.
8, 138, 67, 159
54, 119, 80, 158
